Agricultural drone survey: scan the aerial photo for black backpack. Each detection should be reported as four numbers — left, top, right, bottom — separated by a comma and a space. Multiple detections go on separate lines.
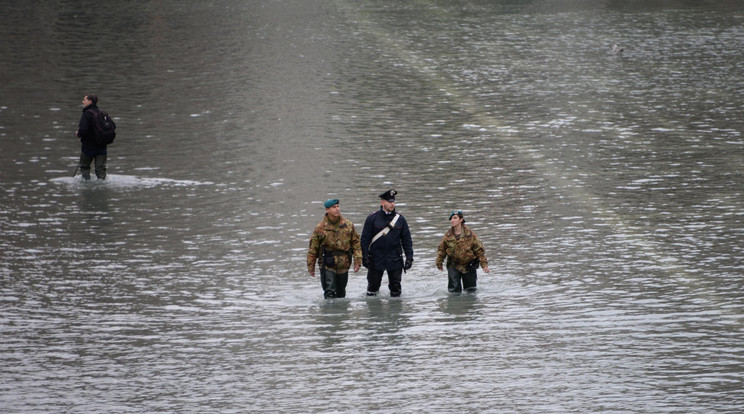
87, 108, 117, 146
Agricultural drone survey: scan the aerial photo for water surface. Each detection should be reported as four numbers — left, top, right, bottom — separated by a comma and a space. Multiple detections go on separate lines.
1, 1, 743, 412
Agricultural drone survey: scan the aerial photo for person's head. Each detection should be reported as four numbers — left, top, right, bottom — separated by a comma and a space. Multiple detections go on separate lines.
379, 189, 397, 213
324, 198, 340, 219
449, 210, 464, 227
82, 94, 98, 107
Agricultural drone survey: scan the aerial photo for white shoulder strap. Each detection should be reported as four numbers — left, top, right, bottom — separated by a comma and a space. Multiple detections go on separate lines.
370, 214, 400, 246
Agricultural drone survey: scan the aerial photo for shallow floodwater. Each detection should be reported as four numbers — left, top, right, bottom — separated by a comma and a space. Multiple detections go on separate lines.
2, 1, 744, 412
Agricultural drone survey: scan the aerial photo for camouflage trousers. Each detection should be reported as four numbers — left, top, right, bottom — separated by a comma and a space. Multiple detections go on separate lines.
447, 267, 477, 294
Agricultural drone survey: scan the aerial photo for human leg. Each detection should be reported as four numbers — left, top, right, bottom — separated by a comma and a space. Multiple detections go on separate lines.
319, 268, 330, 296
462, 271, 478, 293
320, 268, 338, 299
78, 152, 94, 180
366, 268, 384, 296
335, 272, 349, 298
447, 267, 463, 293
94, 153, 107, 180
388, 268, 403, 297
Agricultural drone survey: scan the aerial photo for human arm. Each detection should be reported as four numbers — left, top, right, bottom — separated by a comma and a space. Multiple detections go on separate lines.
76, 110, 93, 138
360, 214, 373, 267
350, 223, 363, 272
307, 228, 322, 277
400, 216, 414, 267
472, 233, 489, 273
435, 237, 447, 271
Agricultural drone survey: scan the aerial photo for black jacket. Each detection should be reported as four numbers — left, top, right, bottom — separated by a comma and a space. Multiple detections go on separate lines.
77, 104, 107, 154
360, 207, 414, 271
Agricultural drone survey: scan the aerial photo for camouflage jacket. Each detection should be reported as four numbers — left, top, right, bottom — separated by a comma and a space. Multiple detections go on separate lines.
307, 214, 362, 274
435, 224, 488, 273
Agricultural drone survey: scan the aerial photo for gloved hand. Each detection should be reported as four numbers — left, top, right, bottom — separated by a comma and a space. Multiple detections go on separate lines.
404, 258, 413, 270
363, 257, 370, 268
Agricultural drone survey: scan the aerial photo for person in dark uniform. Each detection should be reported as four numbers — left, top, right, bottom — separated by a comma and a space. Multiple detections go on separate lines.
75, 94, 111, 180
360, 189, 414, 297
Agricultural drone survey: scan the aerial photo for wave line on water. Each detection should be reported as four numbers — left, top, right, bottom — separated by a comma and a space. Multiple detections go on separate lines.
50, 174, 214, 189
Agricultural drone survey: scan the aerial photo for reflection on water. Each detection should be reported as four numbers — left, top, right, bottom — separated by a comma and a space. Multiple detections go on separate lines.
437, 293, 482, 319
2, 0, 744, 412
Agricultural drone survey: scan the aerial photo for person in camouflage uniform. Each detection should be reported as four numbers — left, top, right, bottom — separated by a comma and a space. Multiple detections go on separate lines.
435, 210, 490, 294
307, 198, 362, 299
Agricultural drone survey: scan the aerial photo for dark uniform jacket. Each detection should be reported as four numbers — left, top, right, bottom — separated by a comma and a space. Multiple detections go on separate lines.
361, 207, 413, 271
77, 104, 107, 155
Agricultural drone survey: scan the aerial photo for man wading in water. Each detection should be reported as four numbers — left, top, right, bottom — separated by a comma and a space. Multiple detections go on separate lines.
360, 189, 414, 297
307, 198, 363, 299
75, 94, 113, 180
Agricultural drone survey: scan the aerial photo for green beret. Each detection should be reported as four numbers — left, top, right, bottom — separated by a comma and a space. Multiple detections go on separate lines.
324, 198, 339, 208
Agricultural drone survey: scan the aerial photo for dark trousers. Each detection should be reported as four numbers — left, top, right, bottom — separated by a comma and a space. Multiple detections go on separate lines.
366, 268, 403, 297
448, 267, 477, 293
79, 151, 107, 180
320, 269, 348, 299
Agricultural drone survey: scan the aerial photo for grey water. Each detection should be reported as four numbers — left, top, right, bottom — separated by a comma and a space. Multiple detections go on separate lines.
2, 0, 744, 412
